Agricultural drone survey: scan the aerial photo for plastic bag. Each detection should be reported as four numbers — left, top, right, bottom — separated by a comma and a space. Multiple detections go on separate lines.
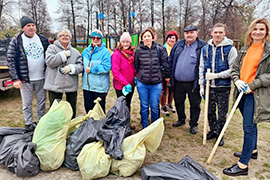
77, 141, 112, 180
32, 100, 72, 171
111, 117, 164, 177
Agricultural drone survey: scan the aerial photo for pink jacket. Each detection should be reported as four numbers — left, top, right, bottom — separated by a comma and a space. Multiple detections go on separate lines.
111, 49, 136, 90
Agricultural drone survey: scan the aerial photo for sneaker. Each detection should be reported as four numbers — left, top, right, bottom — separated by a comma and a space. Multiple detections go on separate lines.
167, 105, 176, 113
190, 126, 198, 134
160, 106, 169, 116
25, 122, 37, 132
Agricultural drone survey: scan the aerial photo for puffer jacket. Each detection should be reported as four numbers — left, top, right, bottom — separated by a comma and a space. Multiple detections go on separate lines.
111, 49, 136, 90
7, 31, 50, 82
134, 41, 170, 85
231, 41, 270, 124
44, 40, 83, 93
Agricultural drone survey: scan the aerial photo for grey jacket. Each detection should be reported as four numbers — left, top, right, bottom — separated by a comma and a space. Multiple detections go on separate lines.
44, 40, 83, 93
231, 41, 270, 124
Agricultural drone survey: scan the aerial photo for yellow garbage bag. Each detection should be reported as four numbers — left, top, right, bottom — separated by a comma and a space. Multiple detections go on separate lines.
77, 141, 112, 180
32, 100, 72, 171
111, 117, 164, 177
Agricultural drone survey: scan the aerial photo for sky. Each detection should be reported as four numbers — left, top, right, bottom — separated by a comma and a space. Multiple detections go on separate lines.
46, 0, 60, 32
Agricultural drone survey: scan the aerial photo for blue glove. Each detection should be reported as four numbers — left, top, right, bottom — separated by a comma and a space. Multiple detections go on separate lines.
122, 84, 132, 96
134, 77, 137, 86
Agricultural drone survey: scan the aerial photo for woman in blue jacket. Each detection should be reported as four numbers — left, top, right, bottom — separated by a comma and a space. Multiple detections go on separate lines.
81, 29, 111, 113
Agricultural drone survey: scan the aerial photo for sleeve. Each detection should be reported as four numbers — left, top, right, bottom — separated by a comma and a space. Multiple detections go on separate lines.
90, 49, 111, 74
7, 38, 19, 81
160, 46, 170, 78
198, 49, 205, 88
134, 49, 140, 74
45, 45, 67, 68
69, 49, 83, 75
231, 48, 246, 84
111, 52, 129, 86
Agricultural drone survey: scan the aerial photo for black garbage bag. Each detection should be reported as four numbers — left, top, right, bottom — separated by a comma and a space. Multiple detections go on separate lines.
0, 127, 26, 144
97, 96, 132, 160
64, 117, 106, 171
141, 156, 219, 180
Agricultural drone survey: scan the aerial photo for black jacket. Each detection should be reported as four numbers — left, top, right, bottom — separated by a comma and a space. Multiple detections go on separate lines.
7, 31, 50, 82
135, 41, 170, 85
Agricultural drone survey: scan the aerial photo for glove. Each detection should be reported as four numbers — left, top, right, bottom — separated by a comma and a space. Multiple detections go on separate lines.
64, 50, 71, 57
134, 77, 137, 86
122, 84, 132, 96
206, 73, 218, 80
60, 65, 71, 74
200, 87, 205, 99
235, 80, 248, 92
245, 85, 252, 94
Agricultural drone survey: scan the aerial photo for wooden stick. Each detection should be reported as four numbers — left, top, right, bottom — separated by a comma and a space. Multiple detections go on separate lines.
206, 92, 244, 164
203, 68, 211, 145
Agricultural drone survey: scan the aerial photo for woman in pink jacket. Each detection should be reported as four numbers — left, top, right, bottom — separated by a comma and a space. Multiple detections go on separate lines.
112, 32, 136, 128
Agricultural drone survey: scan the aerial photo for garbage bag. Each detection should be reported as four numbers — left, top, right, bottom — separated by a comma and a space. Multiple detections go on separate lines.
32, 100, 72, 171
0, 127, 25, 144
64, 117, 106, 171
111, 117, 164, 177
97, 96, 132, 160
77, 141, 112, 180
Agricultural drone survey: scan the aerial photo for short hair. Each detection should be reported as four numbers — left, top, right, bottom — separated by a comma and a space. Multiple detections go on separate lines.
245, 18, 270, 45
57, 29, 72, 39
212, 23, 227, 32
148, 27, 157, 35
140, 28, 155, 40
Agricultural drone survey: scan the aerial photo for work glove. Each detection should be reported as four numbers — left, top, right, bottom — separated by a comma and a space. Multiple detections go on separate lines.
200, 87, 205, 99
235, 80, 248, 93
122, 84, 132, 96
206, 73, 218, 80
60, 65, 71, 74
245, 85, 252, 94
134, 77, 137, 86
64, 50, 71, 57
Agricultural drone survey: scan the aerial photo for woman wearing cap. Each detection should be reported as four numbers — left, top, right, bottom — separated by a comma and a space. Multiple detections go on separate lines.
111, 32, 136, 129
223, 18, 270, 176
135, 28, 170, 128
160, 30, 179, 116
44, 29, 83, 119
82, 29, 111, 113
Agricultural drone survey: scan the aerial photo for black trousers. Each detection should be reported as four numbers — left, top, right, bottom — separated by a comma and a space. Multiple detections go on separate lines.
83, 90, 107, 114
173, 81, 201, 127
115, 87, 135, 112
48, 91, 77, 119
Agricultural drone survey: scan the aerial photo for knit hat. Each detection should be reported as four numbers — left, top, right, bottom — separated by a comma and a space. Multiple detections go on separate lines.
90, 29, 103, 40
20, 16, 35, 28
120, 32, 132, 43
166, 30, 179, 41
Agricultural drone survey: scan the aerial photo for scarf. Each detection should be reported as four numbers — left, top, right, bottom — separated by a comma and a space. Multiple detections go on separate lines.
120, 47, 134, 64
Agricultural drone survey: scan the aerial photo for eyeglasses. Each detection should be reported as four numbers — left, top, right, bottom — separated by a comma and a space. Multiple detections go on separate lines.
60, 35, 70, 38
91, 36, 101, 40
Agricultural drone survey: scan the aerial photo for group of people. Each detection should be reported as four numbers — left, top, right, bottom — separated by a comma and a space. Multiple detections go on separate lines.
6, 15, 270, 177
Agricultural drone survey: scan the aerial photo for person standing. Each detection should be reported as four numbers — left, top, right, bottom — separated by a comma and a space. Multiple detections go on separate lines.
160, 30, 179, 116
82, 29, 111, 113
223, 18, 270, 176
170, 25, 207, 134
135, 28, 170, 128
199, 23, 238, 146
44, 29, 83, 119
7, 16, 49, 131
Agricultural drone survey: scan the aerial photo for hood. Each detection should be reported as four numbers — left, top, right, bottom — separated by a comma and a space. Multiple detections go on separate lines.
53, 40, 72, 50
207, 36, 234, 47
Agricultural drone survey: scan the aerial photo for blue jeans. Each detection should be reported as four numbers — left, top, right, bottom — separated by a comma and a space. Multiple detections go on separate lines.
137, 81, 162, 128
238, 94, 257, 165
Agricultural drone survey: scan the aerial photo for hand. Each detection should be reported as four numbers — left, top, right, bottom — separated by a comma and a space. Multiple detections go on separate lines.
235, 80, 248, 93
122, 84, 132, 96
206, 73, 218, 80
13, 80, 22, 89
85, 67, 91, 73
200, 87, 204, 99
64, 50, 71, 57
134, 77, 137, 86
60, 65, 71, 74
245, 85, 252, 94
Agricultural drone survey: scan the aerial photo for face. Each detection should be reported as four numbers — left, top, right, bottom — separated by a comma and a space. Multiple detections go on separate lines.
251, 23, 267, 43
91, 36, 102, 46
184, 30, 198, 45
167, 36, 176, 46
142, 31, 153, 46
22, 23, 36, 38
59, 32, 71, 46
121, 41, 131, 50
211, 27, 226, 45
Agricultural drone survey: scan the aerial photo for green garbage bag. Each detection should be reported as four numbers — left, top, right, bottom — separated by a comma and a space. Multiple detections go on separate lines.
32, 100, 72, 171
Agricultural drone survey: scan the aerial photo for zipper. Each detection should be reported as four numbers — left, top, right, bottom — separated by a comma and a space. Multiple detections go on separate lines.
87, 49, 93, 90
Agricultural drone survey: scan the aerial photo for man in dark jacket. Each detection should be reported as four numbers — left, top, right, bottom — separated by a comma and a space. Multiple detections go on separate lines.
169, 25, 206, 134
7, 16, 50, 131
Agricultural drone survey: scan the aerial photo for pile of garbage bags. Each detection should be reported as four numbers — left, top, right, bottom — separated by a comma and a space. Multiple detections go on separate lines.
0, 96, 165, 180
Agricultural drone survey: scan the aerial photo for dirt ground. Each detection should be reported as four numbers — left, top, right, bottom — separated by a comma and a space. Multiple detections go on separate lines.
0, 76, 270, 180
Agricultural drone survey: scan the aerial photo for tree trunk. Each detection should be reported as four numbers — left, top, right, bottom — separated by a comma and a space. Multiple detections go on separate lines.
70, 0, 77, 47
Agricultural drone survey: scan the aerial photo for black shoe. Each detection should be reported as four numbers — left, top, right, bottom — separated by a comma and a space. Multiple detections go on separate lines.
234, 151, 258, 159
218, 137, 224, 146
190, 126, 198, 134
172, 121, 185, 127
207, 131, 217, 140
25, 123, 36, 132
223, 164, 248, 176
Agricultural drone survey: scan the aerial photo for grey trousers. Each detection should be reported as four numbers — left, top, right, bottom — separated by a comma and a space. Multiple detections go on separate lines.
20, 79, 46, 125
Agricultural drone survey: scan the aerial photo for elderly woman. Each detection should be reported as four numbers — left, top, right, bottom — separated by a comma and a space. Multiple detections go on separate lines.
44, 29, 83, 118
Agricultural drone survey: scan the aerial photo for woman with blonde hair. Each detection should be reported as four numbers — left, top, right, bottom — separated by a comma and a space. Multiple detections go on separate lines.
223, 18, 270, 176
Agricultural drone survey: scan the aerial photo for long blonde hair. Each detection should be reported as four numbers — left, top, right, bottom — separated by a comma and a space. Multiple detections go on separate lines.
245, 18, 270, 45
